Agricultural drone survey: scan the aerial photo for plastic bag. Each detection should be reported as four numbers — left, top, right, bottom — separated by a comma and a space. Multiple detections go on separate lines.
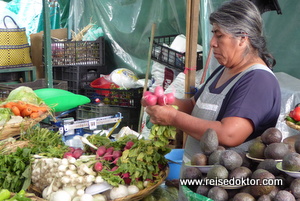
82, 24, 104, 41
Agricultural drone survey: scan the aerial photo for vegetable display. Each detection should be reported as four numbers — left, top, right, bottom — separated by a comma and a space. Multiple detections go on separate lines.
286, 104, 300, 124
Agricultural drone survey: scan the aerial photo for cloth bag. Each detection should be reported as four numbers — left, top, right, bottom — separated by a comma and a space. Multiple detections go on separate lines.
0, 15, 33, 68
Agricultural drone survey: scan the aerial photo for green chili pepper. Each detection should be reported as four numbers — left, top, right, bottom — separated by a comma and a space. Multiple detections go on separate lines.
286, 116, 297, 123
0, 189, 11, 201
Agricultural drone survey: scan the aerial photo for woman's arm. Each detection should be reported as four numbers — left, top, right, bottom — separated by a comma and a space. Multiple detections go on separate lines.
145, 105, 254, 147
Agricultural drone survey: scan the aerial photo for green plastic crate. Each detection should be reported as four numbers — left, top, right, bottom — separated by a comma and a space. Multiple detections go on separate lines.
182, 186, 213, 201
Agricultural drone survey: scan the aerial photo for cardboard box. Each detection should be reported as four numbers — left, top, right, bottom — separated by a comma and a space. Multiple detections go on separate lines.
30, 28, 68, 79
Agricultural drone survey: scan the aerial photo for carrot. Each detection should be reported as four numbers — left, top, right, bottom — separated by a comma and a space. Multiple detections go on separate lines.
27, 105, 39, 113
11, 106, 21, 116
21, 107, 33, 117
16, 101, 27, 111
37, 106, 49, 113
30, 112, 40, 119
3, 102, 17, 109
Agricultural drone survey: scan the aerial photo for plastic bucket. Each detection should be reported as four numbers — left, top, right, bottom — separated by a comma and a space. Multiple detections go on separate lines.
165, 149, 184, 180
90, 77, 119, 96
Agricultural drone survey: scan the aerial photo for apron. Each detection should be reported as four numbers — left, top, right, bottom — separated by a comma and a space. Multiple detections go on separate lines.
178, 64, 274, 201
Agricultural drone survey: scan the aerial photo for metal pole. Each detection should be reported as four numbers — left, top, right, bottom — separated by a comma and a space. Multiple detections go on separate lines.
43, 0, 53, 88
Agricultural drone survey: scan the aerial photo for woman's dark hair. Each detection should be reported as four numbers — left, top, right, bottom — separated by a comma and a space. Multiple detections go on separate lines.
209, 0, 276, 68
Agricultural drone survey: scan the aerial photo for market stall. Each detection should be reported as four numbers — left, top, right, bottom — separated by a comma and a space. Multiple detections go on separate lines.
2, 0, 300, 200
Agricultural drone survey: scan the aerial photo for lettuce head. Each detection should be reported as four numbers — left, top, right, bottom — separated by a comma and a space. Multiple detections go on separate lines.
6, 86, 44, 105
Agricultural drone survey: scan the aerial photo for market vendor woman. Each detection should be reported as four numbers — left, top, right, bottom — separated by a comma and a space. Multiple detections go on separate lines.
143, 0, 281, 162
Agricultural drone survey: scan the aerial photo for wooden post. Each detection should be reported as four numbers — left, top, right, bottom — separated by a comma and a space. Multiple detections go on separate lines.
183, 0, 200, 148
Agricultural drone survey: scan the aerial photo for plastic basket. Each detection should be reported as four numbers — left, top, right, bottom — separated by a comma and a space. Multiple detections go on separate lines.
0, 79, 68, 98
76, 103, 140, 132
49, 37, 105, 67
84, 86, 143, 108
151, 35, 203, 72
53, 65, 107, 94
182, 186, 213, 201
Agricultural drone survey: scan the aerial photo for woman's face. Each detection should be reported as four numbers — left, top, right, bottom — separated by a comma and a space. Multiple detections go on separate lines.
210, 24, 243, 68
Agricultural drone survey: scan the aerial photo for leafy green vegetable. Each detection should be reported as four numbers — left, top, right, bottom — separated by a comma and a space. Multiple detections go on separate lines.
6, 86, 43, 105
0, 108, 12, 126
0, 148, 32, 192
20, 127, 69, 158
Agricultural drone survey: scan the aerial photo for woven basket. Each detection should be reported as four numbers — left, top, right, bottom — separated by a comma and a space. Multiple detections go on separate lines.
10, 192, 46, 201
113, 166, 169, 201
286, 120, 300, 131
0, 112, 49, 140
0, 140, 29, 154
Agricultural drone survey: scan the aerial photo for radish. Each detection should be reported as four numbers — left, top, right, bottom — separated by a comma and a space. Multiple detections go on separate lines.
165, 92, 175, 104
112, 150, 122, 159
143, 91, 153, 98
63, 152, 73, 159
154, 86, 164, 97
73, 149, 84, 159
110, 166, 118, 171
96, 146, 106, 157
103, 153, 113, 161
68, 147, 75, 153
112, 157, 119, 165
157, 95, 167, 106
106, 146, 114, 154
144, 94, 157, 106
125, 141, 134, 149
93, 162, 103, 172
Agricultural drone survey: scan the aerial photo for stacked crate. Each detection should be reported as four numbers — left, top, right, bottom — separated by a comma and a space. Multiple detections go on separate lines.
50, 37, 107, 94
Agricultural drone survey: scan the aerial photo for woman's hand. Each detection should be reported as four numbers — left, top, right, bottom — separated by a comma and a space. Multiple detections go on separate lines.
145, 105, 178, 126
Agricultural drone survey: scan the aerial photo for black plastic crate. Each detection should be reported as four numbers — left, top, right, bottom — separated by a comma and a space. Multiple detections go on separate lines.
83, 86, 143, 108
53, 65, 107, 94
151, 34, 203, 71
76, 103, 140, 132
50, 37, 105, 67
0, 79, 68, 99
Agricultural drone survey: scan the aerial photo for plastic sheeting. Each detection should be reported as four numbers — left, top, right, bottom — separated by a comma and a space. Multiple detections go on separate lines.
67, 0, 202, 77
65, 0, 300, 81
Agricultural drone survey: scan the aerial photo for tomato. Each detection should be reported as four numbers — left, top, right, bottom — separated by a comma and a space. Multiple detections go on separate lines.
292, 107, 300, 122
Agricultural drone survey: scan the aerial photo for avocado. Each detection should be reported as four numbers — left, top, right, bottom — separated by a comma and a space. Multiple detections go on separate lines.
282, 152, 300, 171
248, 138, 266, 159
232, 192, 255, 201
274, 190, 296, 201
207, 165, 228, 179
182, 167, 202, 180
250, 169, 276, 198
196, 185, 210, 197
200, 128, 219, 155
261, 127, 282, 145
257, 159, 280, 176
257, 195, 272, 201
268, 186, 280, 199
290, 178, 300, 199
207, 186, 228, 201
219, 150, 243, 171
295, 137, 300, 154
264, 142, 289, 160
182, 167, 202, 192
191, 153, 207, 166
236, 150, 252, 169
229, 166, 252, 179
208, 149, 224, 165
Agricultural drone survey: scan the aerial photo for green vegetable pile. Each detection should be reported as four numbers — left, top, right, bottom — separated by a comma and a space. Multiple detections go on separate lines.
0, 127, 69, 192
0, 189, 33, 201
